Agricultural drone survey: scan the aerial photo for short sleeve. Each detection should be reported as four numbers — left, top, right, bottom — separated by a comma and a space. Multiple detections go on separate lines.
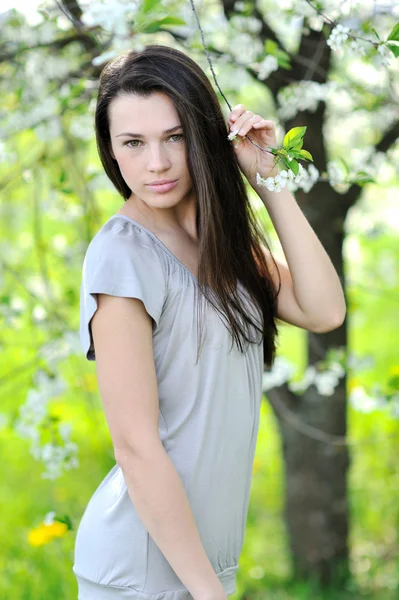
80, 220, 166, 361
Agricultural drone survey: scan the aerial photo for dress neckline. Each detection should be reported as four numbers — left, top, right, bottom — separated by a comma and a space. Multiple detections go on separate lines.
108, 213, 199, 282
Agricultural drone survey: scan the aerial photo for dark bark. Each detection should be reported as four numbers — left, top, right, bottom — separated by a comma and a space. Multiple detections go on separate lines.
267, 375, 350, 584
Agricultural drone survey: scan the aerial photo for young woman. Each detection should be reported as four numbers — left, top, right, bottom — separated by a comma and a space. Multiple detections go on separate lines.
73, 44, 345, 599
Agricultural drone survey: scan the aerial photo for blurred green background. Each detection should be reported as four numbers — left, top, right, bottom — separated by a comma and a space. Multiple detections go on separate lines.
1, 0, 399, 598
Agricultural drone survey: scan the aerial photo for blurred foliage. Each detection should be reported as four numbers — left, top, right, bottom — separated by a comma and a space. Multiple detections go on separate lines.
1, 0, 399, 598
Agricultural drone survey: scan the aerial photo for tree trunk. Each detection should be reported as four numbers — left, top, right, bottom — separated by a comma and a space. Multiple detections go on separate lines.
266, 179, 353, 585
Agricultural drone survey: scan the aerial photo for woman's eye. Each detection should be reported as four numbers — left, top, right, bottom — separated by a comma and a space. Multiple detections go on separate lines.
126, 134, 184, 148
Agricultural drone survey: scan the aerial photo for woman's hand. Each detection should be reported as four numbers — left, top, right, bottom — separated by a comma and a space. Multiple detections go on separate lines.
227, 104, 279, 185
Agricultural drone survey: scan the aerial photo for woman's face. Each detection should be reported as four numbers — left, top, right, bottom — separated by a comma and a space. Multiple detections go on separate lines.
109, 91, 194, 210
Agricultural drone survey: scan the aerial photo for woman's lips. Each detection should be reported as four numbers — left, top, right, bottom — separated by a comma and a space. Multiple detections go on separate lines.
146, 180, 178, 193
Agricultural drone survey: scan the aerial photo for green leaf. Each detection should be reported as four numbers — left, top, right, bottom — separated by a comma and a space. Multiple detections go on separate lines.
336, 157, 350, 177
297, 149, 313, 161
386, 41, 399, 57
264, 39, 278, 54
286, 150, 302, 159
141, 16, 186, 33
283, 126, 307, 148
387, 23, 399, 42
277, 57, 292, 70
371, 27, 381, 41
353, 171, 375, 185
292, 139, 303, 151
388, 374, 399, 390
289, 159, 299, 176
280, 156, 291, 170
56, 515, 73, 530
141, 0, 159, 13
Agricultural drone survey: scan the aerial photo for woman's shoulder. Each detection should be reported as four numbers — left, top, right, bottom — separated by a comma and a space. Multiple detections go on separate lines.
84, 215, 166, 269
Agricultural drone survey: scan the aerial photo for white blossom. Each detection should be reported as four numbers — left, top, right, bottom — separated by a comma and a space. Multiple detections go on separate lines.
349, 386, 387, 413
43, 511, 56, 525
277, 81, 335, 121
256, 162, 310, 193
327, 24, 350, 52
35, 118, 62, 142
347, 352, 375, 371
233, 1, 246, 11
347, 38, 367, 57
230, 15, 263, 35
81, 0, 140, 37
262, 356, 297, 391
289, 362, 345, 396
69, 115, 94, 141
288, 163, 320, 193
327, 160, 347, 187
375, 43, 392, 67
15, 368, 79, 480
257, 55, 279, 80
229, 33, 263, 64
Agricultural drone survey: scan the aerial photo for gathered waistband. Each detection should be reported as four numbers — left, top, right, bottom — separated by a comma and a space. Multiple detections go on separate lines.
75, 565, 237, 600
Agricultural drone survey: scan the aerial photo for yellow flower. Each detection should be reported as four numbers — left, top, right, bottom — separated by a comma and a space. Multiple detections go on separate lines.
252, 456, 262, 475
28, 521, 68, 546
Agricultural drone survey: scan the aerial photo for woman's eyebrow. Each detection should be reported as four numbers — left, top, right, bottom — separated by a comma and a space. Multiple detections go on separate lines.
116, 125, 182, 138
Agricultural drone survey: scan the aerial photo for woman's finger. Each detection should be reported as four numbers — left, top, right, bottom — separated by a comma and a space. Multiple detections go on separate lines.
232, 114, 263, 136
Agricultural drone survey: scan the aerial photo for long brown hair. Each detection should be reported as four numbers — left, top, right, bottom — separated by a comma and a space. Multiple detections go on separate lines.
94, 44, 281, 368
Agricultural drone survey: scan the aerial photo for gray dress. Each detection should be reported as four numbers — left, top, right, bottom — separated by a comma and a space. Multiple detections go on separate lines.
73, 214, 264, 599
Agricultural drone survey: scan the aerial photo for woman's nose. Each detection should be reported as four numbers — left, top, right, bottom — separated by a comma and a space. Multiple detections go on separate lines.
147, 145, 171, 170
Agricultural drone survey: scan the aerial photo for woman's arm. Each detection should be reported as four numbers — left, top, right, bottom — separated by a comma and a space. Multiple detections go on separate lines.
255, 184, 347, 332
91, 293, 227, 600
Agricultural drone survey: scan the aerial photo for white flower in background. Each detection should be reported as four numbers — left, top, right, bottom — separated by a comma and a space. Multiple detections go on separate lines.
0, 140, 15, 164
277, 81, 334, 121
39, 332, 82, 366
257, 55, 279, 80
230, 15, 263, 34
256, 163, 309, 193
316, 363, 345, 396
347, 38, 367, 56
43, 511, 56, 525
35, 118, 62, 142
294, 163, 306, 183
327, 24, 350, 52
230, 33, 263, 64
92, 49, 120, 67
69, 115, 93, 141
347, 352, 375, 371
262, 356, 297, 391
81, 0, 138, 37
375, 43, 392, 67
233, 1, 246, 11
37, 21, 58, 44
15, 368, 79, 480
327, 160, 346, 187
288, 362, 345, 396
349, 386, 386, 413
288, 163, 320, 193
92, 34, 146, 67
